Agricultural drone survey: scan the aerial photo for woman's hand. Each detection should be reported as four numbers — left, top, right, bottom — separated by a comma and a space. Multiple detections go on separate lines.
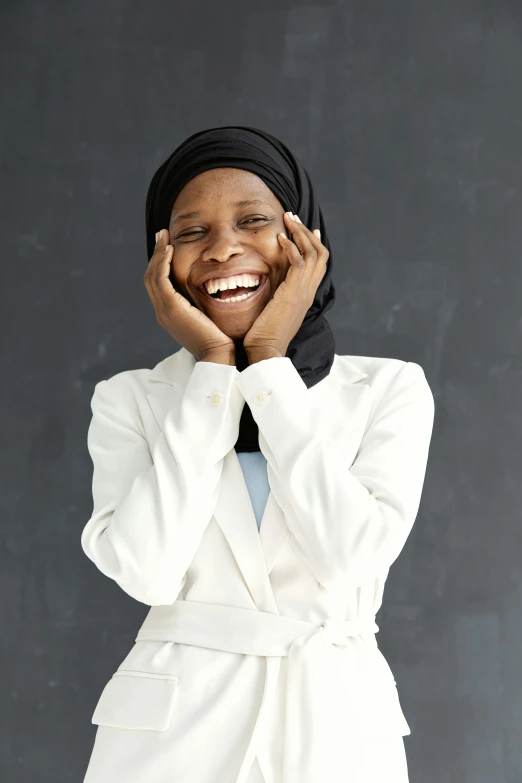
144, 229, 236, 363
243, 212, 328, 360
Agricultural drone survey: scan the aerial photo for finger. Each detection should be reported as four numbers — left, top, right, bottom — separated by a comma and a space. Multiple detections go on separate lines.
283, 212, 317, 263
148, 230, 163, 267
155, 228, 168, 251
278, 232, 307, 267
145, 229, 166, 287
148, 228, 173, 272
286, 212, 323, 247
284, 212, 318, 244
285, 215, 328, 292
146, 241, 176, 309
287, 215, 327, 272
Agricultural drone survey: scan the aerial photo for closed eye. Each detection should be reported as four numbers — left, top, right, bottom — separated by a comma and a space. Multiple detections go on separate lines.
178, 217, 268, 239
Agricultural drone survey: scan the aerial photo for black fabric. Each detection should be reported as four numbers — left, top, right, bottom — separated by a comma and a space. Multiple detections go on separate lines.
145, 125, 336, 452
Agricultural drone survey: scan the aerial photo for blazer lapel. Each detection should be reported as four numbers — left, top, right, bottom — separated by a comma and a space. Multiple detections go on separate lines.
213, 450, 279, 613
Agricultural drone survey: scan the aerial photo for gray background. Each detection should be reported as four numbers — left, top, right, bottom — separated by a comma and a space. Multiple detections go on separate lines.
2, 0, 521, 781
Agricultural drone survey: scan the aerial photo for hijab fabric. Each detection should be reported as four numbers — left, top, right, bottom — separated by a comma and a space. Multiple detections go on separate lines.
145, 125, 336, 452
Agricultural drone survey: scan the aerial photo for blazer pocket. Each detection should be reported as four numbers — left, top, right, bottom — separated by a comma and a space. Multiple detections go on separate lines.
91, 669, 180, 731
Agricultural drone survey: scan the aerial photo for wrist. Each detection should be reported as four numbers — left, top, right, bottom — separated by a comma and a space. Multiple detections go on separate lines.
200, 348, 236, 366
245, 346, 285, 363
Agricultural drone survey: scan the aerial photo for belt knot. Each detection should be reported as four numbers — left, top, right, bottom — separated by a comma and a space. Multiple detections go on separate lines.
320, 620, 354, 647
318, 619, 361, 646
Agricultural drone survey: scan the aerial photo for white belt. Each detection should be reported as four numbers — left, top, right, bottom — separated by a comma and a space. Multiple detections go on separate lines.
136, 600, 380, 783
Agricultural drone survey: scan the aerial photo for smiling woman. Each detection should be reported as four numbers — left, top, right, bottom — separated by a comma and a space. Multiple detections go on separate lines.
167, 168, 288, 327
81, 125, 434, 783
143, 126, 336, 454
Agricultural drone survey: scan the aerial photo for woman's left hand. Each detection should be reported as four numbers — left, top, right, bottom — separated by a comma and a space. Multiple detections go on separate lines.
243, 211, 329, 360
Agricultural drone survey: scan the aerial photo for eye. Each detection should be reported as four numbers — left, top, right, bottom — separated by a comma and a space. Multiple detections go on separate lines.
178, 230, 205, 238
178, 217, 269, 239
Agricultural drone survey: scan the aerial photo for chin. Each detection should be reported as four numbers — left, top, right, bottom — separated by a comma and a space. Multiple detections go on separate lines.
214, 322, 253, 341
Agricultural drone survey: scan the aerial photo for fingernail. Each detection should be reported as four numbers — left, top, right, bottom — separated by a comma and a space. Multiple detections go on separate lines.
286, 211, 295, 221
294, 214, 302, 223
155, 231, 160, 242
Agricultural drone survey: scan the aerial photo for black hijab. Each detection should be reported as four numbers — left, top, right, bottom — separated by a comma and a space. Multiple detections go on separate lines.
145, 125, 336, 452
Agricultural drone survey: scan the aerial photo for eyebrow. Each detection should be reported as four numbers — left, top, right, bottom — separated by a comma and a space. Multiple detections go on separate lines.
171, 199, 272, 225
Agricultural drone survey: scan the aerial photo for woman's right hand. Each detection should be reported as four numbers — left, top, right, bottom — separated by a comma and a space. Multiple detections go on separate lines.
144, 229, 236, 363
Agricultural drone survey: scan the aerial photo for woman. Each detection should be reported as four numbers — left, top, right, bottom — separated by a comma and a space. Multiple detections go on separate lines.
81, 126, 435, 783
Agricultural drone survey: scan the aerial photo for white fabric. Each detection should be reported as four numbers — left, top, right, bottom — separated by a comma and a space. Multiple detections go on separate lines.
134, 600, 395, 782
81, 348, 434, 783
247, 757, 266, 783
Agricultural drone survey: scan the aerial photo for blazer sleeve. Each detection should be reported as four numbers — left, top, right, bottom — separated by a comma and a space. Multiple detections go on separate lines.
236, 358, 435, 589
81, 360, 244, 606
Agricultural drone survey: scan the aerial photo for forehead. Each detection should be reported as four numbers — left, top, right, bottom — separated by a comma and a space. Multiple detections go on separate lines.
170, 167, 281, 220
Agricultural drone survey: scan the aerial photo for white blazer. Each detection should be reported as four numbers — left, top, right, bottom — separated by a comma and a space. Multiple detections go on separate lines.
81, 347, 435, 783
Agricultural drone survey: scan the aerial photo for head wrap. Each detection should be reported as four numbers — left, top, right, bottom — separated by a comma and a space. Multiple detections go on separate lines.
145, 125, 336, 452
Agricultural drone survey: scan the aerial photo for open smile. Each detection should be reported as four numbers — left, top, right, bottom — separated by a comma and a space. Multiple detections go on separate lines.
200, 275, 269, 310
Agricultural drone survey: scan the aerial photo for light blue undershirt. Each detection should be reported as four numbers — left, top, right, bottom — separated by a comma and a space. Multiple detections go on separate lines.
236, 451, 270, 530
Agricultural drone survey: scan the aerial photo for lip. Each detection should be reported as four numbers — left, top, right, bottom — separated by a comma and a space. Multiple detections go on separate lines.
200, 274, 269, 309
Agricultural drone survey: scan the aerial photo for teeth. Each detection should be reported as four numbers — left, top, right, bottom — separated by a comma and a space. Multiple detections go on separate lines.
213, 289, 259, 304
204, 274, 261, 295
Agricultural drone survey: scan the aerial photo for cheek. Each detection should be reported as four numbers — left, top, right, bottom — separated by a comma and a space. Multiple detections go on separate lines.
170, 248, 192, 285
258, 231, 287, 262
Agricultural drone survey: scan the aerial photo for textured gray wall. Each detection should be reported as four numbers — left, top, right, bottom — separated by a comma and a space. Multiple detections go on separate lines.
2, 0, 521, 781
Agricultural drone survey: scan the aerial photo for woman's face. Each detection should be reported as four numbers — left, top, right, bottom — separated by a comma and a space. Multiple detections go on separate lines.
168, 167, 291, 340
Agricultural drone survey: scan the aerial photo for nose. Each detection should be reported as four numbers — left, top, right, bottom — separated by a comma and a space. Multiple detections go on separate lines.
201, 225, 246, 264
